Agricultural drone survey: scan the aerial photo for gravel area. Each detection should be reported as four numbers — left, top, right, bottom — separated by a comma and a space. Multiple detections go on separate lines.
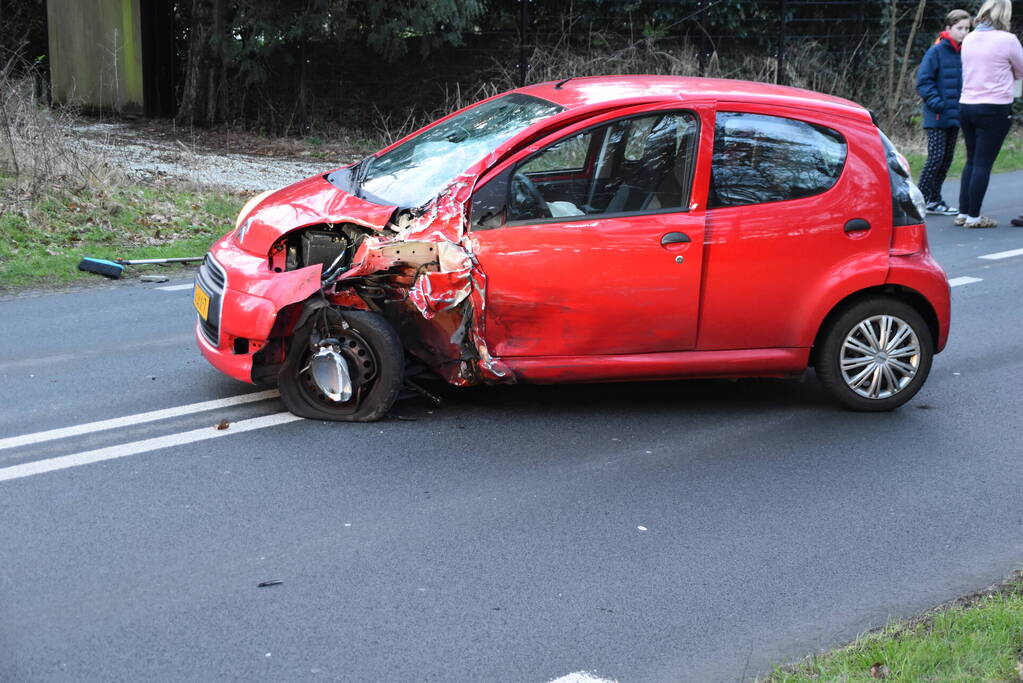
73, 121, 341, 192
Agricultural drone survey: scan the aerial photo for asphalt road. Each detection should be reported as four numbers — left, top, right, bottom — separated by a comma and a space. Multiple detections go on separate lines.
2, 172, 1022, 682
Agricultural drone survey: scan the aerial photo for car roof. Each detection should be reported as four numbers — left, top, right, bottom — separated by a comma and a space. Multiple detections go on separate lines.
516, 75, 873, 124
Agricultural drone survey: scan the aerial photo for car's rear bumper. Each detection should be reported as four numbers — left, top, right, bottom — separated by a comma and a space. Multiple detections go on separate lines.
886, 250, 951, 352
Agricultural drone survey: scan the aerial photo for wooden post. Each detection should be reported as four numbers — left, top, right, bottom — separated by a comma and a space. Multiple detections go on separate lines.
777, 0, 787, 85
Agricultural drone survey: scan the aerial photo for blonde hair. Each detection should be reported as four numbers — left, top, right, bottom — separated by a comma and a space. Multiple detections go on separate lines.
945, 9, 972, 29
975, 0, 1011, 31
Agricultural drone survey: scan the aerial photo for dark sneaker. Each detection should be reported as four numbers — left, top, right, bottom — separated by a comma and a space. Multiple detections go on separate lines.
1011, 215, 1023, 227
926, 201, 958, 216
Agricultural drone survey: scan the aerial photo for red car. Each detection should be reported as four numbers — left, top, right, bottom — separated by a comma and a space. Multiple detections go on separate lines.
193, 76, 950, 421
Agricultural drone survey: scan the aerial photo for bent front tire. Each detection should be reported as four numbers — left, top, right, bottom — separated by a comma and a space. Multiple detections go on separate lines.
278, 309, 405, 422
815, 297, 934, 412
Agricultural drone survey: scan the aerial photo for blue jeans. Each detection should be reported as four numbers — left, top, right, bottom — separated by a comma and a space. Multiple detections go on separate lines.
958, 103, 1012, 217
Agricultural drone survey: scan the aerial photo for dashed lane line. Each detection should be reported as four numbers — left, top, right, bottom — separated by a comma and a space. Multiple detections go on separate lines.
157, 283, 196, 291
948, 276, 983, 287
0, 412, 303, 483
978, 247, 1023, 261
0, 390, 280, 451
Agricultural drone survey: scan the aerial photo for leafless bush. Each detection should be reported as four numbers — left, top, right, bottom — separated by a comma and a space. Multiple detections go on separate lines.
510, 37, 701, 89
0, 53, 121, 205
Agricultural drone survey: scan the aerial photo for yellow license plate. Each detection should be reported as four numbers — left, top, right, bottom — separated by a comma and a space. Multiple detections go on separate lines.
193, 284, 211, 320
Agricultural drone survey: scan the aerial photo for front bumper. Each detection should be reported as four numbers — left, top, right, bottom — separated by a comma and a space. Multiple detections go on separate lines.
194, 239, 323, 383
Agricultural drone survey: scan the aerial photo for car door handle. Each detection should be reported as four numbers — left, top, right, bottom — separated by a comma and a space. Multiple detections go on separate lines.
844, 219, 871, 233
660, 232, 691, 246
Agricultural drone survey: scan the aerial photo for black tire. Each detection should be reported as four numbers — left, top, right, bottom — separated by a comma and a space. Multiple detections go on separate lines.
278, 309, 404, 422
814, 297, 933, 412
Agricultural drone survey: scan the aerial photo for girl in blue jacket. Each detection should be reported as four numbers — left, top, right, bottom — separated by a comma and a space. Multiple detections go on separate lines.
916, 9, 972, 215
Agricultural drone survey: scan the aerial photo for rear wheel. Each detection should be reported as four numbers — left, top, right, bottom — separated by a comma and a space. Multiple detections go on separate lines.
814, 297, 933, 411
278, 308, 404, 422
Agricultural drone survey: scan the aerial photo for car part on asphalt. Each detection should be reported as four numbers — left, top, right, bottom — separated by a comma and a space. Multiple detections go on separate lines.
77, 257, 125, 278
79, 255, 204, 279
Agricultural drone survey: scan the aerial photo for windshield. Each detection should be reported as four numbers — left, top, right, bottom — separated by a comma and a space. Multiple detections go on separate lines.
350, 94, 563, 208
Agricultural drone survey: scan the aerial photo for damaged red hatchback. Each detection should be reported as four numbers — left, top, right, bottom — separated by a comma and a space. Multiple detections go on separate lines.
194, 76, 950, 420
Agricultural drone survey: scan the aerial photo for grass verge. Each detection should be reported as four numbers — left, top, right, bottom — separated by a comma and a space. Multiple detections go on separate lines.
766, 571, 1023, 682
904, 129, 1023, 182
0, 177, 242, 292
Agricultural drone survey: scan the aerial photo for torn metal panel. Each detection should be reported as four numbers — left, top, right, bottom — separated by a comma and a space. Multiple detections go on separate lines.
328, 169, 510, 384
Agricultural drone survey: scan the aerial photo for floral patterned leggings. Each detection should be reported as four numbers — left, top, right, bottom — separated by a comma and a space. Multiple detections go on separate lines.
917, 127, 959, 204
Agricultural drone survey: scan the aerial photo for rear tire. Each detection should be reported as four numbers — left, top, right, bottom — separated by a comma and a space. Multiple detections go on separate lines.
278, 309, 404, 422
814, 297, 933, 411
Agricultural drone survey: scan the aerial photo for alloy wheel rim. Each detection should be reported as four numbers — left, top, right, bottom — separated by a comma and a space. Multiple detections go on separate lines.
839, 315, 920, 399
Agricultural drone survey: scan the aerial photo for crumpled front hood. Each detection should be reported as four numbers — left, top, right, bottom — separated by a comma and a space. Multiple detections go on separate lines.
236, 173, 397, 255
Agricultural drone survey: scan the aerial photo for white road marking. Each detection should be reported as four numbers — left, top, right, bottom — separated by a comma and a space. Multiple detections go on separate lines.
948, 276, 983, 287
550, 673, 618, 683
0, 390, 280, 451
978, 247, 1023, 261
0, 412, 303, 483
157, 283, 195, 291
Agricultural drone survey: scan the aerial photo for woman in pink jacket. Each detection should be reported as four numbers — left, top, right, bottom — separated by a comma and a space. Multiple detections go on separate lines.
955, 0, 1023, 228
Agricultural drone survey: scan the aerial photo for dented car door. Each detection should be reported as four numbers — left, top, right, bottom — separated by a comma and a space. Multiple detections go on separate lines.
469, 107, 710, 359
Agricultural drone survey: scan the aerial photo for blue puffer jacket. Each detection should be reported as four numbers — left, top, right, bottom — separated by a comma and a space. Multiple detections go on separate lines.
916, 35, 962, 128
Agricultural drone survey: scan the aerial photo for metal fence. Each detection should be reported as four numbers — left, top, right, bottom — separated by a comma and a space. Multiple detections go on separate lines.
174, 0, 1017, 133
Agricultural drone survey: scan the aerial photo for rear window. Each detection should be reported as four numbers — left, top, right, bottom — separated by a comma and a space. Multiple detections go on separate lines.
710, 112, 847, 208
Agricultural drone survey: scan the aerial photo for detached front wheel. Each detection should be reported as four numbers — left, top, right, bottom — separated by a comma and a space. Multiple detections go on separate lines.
815, 298, 933, 411
278, 308, 404, 422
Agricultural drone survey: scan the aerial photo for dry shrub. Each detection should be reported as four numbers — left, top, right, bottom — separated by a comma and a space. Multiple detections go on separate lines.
513, 36, 701, 88
471, 28, 919, 140
0, 54, 121, 206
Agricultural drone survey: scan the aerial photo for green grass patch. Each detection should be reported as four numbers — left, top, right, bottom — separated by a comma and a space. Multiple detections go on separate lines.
767, 573, 1023, 682
0, 182, 245, 291
905, 130, 1023, 182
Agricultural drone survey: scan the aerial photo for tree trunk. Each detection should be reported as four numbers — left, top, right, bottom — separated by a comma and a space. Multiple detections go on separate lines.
176, 0, 229, 127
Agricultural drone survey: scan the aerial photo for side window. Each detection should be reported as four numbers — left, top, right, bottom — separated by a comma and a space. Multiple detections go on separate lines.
623, 117, 657, 161
503, 111, 700, 224
519, 133, 592, 174
709, 112, 846, 208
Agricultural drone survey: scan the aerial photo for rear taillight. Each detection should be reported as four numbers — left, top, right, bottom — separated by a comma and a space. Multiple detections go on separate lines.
894, 151, 912, 178
877, 130, 926, 226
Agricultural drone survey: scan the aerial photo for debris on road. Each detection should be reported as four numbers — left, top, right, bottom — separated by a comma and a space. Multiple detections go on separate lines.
140, 274, 169, 283
77, 257, 124, 279
215, 419, 230, 430
78, 255, 203, 279
257, 580, 283, 588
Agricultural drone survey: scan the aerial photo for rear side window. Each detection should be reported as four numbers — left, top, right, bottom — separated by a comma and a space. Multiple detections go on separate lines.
710, 112, 847, 208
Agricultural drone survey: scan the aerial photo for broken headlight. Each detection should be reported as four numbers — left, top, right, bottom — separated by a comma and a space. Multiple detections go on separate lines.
272, 225, 355, 275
